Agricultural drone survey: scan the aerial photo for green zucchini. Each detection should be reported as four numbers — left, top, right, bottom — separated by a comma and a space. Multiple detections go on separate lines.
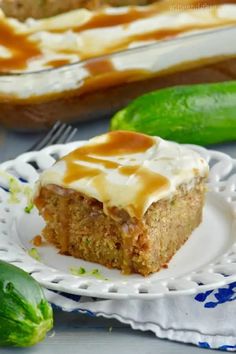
110, 81, 236, 145
0, 260, 53, 347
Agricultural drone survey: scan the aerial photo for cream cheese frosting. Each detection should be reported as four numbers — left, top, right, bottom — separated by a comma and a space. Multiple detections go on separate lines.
35, 131, 209, 219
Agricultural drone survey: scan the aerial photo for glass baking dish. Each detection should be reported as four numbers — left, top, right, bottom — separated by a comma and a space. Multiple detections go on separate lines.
0, 25, 235, 131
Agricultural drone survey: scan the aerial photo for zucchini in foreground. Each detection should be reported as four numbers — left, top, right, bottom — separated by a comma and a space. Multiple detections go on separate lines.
0, 260, 53, 347
110, 81, 236, 145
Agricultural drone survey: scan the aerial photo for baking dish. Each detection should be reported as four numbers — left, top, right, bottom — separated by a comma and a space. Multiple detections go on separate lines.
0, 25, 235, 131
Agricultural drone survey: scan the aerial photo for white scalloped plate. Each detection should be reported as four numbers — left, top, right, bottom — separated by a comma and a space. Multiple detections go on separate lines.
0, 141, 236, 300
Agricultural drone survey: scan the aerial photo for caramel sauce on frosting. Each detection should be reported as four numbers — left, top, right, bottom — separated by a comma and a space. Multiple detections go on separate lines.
61, 131, 166, 218
73, 5, 158, 32
119, 165, 169, 218
105, 22, 236, 54
84, 58, 115, 75
0, 3, 235, 73
0, 20, 40, 72
44, 58, 71, 68
69, 130, 155, 156
36, 131, 209, 219
63, 163, 102, 184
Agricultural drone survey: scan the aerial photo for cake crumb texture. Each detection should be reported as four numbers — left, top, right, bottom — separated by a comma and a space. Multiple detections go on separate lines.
34, 179, 205, 276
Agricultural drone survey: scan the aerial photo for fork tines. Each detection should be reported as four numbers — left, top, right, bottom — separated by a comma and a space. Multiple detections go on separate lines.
28, 121, 78, 152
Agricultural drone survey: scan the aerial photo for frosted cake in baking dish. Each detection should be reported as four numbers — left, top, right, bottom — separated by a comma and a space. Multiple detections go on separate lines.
0, 2, 235, 130
34, 131, 209, 276
0, 2, 235, 74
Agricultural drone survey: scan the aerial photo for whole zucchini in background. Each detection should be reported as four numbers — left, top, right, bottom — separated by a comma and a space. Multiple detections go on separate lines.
110, 81, 236, 146
0, 260, 53, 347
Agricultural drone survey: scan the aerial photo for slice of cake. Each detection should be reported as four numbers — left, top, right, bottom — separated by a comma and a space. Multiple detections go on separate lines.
34, 131, 208, 276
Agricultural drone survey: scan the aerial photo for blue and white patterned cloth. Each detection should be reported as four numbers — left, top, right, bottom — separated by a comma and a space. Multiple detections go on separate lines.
45, 282, 236, 351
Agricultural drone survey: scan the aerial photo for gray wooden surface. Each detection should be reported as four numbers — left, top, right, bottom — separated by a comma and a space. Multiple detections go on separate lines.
0, 118, 235, 354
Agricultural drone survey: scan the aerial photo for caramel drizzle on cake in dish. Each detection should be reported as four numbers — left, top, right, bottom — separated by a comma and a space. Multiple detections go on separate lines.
102, 21, 236, 55
0, 3, 235, 72
62, 131, 170, 219
0, 20, 40, 72
69, 4, 236, 59
52, 1, 236, 33
73, 5, 158, 32
44, 58, 71, 68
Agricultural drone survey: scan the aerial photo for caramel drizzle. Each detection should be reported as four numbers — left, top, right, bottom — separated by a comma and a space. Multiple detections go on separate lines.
73, 4, 161, 32
83, 21, 236, 59
62, 131, 169, 219
0, 3, 235, 72
55, 18, 236, 62
44, 59, 71, 68
0, 20, 41, 72
65, 130, 155, 158
53, 1, 236, 33
84, 58, 115, 75
63, 162, 102, 184
119, 165, 169, 219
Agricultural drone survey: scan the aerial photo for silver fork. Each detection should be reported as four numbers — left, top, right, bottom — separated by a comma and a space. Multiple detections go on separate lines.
28, 121, 78, 152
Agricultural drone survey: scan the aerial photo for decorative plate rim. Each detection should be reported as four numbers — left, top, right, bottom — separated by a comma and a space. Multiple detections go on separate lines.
0, 141, 236, 300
